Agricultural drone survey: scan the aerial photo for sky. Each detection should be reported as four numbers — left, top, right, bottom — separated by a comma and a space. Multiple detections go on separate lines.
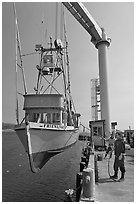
2, 1, 134, 131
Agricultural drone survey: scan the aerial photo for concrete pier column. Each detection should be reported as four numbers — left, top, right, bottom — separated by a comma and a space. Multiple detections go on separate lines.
96, 29, 111, 139
81, 168, 95, 201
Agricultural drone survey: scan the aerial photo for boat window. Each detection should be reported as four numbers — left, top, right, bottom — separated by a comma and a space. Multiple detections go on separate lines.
28, 112, 61, 124
98, 126, 102, 136
29, 113, 39, 122
43, 113, 47, 123
93, 127, 98, 136
47, 113, 52, 124
93, 126, 103, 136
38, 114, 44, 123
27, 113, 46, 123
52, 113, 60, 124
33, 113, 39, 122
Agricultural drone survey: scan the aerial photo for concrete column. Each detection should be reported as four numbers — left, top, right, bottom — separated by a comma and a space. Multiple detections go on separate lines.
81, 168, 95, 201
96, 29, 111, 139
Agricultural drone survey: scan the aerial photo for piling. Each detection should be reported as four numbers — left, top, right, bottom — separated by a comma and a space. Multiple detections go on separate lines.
81, 156, 86, 163
81, 156, 89, 167
80, 162, 86, 172
76, 172, 82, 202
94, 155, 99, 182
81, 168, 95, 202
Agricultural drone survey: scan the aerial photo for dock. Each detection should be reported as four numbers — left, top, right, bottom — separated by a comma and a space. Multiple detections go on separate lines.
64, 146, 134, 202
79, 148, 134, 202
95, 151, 134, 202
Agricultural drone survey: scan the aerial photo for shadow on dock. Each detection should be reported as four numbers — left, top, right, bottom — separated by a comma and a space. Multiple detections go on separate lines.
98, 177, 115, 184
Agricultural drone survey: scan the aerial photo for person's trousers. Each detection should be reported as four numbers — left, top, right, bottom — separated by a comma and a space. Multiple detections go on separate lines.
114, 156, 126, 174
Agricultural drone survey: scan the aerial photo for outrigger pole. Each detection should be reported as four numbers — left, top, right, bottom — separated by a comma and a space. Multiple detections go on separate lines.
13, 3, 27, 124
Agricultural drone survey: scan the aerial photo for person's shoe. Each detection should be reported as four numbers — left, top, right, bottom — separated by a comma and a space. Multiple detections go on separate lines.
118, 173, 125, 182
118, 172, 125, 181
110, 175, 118, 179
118, 177, 125, 182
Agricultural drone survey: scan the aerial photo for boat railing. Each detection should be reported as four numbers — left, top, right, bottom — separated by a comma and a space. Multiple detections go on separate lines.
29, 121, 75, 130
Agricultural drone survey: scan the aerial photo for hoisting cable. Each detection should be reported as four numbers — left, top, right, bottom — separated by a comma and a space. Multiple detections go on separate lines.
107, 145, 116, 179
107, 150, 113, 177
80, 123, 90, 131
98, 133, 115, 178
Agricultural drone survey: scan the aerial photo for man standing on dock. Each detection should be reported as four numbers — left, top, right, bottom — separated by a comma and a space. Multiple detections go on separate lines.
110, 132, 126, 181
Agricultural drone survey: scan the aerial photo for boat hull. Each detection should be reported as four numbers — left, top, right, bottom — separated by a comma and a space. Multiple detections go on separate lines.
15, 123, 79, 173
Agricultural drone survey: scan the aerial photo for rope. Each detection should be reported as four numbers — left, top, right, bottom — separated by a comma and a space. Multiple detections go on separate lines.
80, 123, 90, 131
63, 130, 75, 148
21, 52, 38, 57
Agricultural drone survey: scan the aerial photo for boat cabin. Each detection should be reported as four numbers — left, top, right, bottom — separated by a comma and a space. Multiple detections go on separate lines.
36, 54, 62, 75
23, 94, 64, 125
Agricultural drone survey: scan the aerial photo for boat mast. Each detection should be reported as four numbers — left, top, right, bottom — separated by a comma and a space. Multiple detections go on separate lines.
14, 4, 19, 124
55, 2, 58, 40
13, 3, 27, 96
35, 3, 69, 100
36, 50, 43, 94
55, 3, 67, 99
63, 6, 73, 114
49, 36, 56, 94
63, 14, 71, 95
13, 3, 27, 124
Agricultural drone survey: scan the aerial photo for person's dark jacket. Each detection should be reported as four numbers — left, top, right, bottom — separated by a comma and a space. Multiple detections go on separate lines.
114, 138, 125, 157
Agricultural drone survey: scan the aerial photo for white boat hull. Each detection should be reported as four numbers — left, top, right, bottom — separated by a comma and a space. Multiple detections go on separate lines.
15, 122, 79, 173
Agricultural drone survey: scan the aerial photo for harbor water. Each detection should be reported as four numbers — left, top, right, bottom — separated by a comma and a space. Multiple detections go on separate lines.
2, 131, 84, 202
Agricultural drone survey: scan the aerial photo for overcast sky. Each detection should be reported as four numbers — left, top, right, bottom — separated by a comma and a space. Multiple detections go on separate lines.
2, 1, 134, 131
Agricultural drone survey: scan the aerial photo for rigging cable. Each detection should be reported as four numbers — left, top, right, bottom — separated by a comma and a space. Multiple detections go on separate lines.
62, 4, 77, 117
63, 7, 71, 95
36, 51, 43, 94
49, 37, 55, 94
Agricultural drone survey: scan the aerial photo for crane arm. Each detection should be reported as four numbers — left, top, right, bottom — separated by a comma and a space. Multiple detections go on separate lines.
62, 2, 103, 45
63, 2, 111, 139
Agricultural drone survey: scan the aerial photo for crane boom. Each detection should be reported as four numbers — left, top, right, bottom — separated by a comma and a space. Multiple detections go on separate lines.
63, 2, 111, 139
62, 2, 103, 45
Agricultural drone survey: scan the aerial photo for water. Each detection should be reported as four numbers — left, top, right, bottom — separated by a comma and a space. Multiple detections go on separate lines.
2, 131, 84, 202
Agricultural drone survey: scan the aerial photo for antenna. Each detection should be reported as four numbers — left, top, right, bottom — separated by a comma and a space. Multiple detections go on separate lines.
60, 3, 64, 42
55, 2, 58, 40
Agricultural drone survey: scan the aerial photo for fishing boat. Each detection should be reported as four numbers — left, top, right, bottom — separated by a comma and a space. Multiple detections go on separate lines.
14, 3, 80, 173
